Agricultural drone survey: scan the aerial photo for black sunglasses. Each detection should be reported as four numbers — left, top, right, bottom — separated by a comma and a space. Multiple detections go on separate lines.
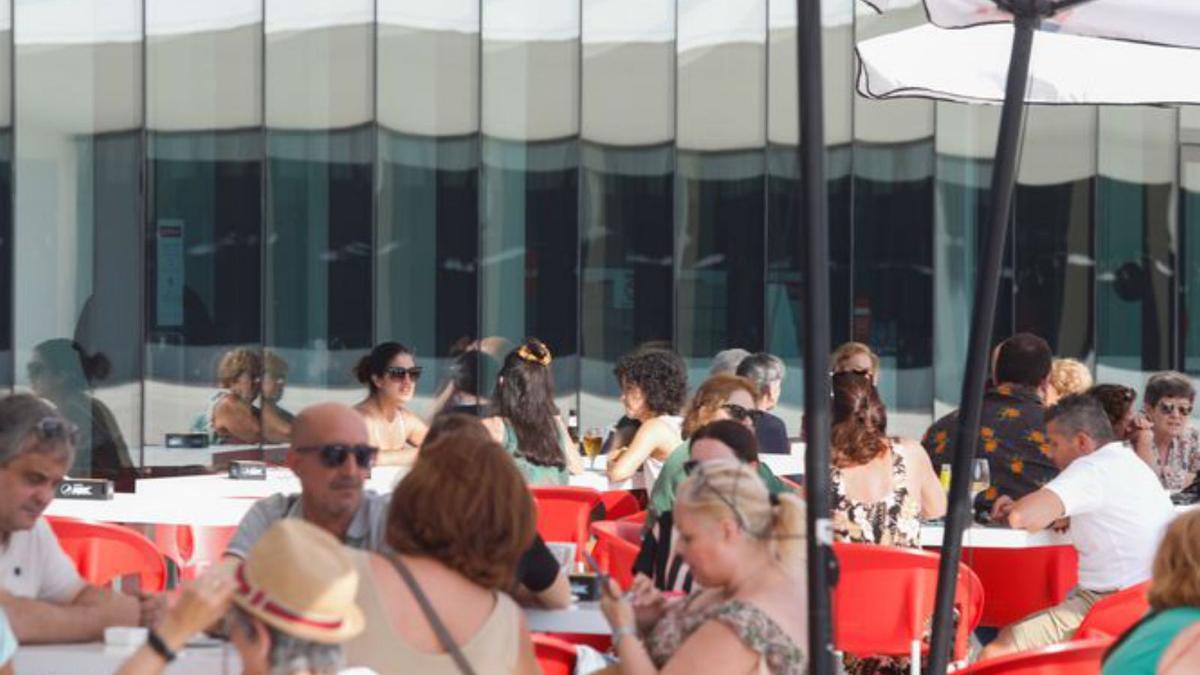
720, 403, 757, 422
296, 444, 379, 469
385, 366, 423, 382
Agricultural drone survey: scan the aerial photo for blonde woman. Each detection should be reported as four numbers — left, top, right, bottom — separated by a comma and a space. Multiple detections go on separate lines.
197, 347, 263, 445
600, 462, 808, 674
1046, 358, 1093, 407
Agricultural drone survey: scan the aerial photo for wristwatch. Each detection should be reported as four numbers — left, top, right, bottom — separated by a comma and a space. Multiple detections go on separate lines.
147, 629, 177, 663
612, 623, 638, 644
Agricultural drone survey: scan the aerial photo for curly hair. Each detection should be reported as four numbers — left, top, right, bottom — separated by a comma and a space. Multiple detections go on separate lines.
386, 432, 535, 590
217, 347, 264, 388
1148, 509, 1200, 610
1049, 358, 1093, 398
681, 374, 758, 439
614, 348, 687, 417
830, 372, 889, 467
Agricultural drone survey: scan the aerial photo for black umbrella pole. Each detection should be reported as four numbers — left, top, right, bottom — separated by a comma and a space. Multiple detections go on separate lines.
796, 0, 836, 673
925, 11, 1038, 675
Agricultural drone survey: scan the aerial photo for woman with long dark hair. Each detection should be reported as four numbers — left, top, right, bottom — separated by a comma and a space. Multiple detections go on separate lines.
482, 338, 583, 485
353, 342, 428, 465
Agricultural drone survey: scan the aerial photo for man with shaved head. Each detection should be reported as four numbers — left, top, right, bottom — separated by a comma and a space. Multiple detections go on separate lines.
224, 402, 390, 559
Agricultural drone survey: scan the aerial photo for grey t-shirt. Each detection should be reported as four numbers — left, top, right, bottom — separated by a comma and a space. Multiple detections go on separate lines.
225, 490, 392, 559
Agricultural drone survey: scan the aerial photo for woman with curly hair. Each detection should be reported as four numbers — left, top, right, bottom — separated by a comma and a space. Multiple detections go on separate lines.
607, 347, 688, 485
482, 338, 583, 485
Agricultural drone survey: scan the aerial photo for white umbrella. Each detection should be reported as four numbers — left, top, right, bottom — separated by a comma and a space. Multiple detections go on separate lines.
844, 2, 1200, 673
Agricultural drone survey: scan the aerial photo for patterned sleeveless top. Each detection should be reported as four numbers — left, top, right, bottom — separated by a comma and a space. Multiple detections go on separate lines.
831, 445, 921, 548
645, 590, 807, 674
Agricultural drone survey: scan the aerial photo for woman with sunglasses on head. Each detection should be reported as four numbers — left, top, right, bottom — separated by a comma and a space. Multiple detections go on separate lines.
601, 461, 808, 674
607, 348, 689, 485
482, 339, 583, 485
1142, 371, 1200, 491
1089, 383, 1155, 470
353, 342, 428, 466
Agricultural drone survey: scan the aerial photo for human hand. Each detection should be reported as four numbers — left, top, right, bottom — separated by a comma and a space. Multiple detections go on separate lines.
990, 495, 1016, 524
628, 574, 666, 630
138, 592, 168, 628
599, 578, 635, 633
155, 570, 237, 651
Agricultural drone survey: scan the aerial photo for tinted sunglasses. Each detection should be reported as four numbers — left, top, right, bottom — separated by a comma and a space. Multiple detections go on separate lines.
385, 366, 423, 382
1157, 402, 1193, 417
34, 416, 80, 447
720, 403, 757, 422
296, 444, 379, 469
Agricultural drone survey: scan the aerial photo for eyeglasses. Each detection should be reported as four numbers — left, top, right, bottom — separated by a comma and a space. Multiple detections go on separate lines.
385, 366, 423, 382
295, 444, 379, 469
1157, 402, 1193, 417
720, 403, 757, 422
831, 368, 871, 378
34, 416, 79, 447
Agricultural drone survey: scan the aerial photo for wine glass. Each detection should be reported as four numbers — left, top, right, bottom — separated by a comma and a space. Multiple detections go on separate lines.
582, 426, 604, 469
970, 459, 991, 501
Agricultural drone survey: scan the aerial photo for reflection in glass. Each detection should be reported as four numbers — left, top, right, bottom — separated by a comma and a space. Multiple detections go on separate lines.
266, 0, 374, 400
1183, 140, 1200, 374
480, 0, 581, 414
0, 6, 10, 390
14, 0, 142, 466
580, 0, 674, 428
1096, 108, 1177, 385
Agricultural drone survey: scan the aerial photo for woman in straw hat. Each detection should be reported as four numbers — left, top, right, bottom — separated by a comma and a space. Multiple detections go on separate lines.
116, 519, 373, 675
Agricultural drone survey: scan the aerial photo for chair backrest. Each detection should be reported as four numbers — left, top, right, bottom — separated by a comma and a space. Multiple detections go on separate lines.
959, 637, 1113, 674
153, 524, 238, 582
590, 520, 643, 589
1075, 580, 1151, 640
47, 516, 168, 591
531, 486, 602, 562
962, 545, 1077, 627
619, 510, 649, 525
532, 634, 578, 675
598, 489, 645, 521
833, 542, 984, 661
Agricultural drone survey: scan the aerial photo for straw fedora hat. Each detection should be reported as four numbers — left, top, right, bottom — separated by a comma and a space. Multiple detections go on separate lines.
231, 519, 365, 644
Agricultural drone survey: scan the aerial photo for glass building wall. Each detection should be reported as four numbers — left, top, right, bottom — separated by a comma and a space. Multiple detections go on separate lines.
0, 0, 1197, 471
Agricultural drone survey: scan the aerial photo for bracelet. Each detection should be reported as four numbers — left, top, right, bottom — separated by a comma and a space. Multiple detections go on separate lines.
147, 629, 177, 663
612, 624, 638, 644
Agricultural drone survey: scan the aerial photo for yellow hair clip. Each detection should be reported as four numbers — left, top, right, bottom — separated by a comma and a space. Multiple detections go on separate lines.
517, 343, 552, 366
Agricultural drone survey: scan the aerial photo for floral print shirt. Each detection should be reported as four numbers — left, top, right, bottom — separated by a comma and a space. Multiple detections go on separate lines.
645, 590, 807, 675
831, 446, 921, 548
922, 384, 1058, 506
1158, 425, 1200, 491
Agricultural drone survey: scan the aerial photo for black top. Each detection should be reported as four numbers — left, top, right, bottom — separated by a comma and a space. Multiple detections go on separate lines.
753, 411, 791, 455
516, 534, 560, 592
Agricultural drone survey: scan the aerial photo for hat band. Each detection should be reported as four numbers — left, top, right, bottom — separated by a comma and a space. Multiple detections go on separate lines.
235, 564, 346, 632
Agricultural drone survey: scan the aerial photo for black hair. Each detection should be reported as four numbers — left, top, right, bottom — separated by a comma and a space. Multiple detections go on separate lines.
994, 333, 1052, 388
447, 350, 492, 398
613, 348, 688, 416
494, 338, 563, 468
354, 342, 414, 394
1045, 394, 1117, 445
689, 419, 760, 464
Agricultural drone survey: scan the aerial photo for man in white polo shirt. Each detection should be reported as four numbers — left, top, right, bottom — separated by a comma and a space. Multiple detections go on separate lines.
979, 393, 1176, 660
0, 394, 145, 643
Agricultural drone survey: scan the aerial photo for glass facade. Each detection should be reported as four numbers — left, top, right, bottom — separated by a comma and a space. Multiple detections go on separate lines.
1, 0, 1199, 472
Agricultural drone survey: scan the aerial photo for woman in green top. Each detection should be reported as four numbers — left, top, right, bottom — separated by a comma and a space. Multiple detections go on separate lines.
1104, 509, 1200, 674
482, 338, 583, 485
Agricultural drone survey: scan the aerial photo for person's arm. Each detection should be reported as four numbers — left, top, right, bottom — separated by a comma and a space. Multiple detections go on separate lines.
1129, 429, 1158, 473
511, 535, 572, 609
608, 420, 669, 482
213, 396, 263, 444
115, 572, 236, 675
901, 440, 947, 519
481, 416, 507, 444
999, 489, 1066, 532
1, 585, 139, 644
403, 408, 429, 447
555, 417, 585, 475
260, 403, 292, 443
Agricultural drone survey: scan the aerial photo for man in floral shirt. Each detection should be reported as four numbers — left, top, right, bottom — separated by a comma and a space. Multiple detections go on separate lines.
922, 333, 1059, 509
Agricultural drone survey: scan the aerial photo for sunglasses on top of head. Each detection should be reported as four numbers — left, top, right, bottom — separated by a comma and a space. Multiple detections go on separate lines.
384, 366, 423, 382
296, 444, 379, 469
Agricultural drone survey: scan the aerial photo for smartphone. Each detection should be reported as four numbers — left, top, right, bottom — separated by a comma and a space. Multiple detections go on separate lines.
582, 550, 609, 588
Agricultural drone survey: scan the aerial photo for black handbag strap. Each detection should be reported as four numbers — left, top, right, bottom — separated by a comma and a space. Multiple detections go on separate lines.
389, 555, 478, 675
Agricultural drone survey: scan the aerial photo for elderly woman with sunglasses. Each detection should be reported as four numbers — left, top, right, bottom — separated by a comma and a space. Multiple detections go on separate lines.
1089, 384, 1156, 470
601, 461, 808, 675
1142, 371, 1200, 491
353, 342, 429, 466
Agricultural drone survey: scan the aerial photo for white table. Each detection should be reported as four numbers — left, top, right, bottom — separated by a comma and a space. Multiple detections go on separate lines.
138, 444, 284, 468
920, 524, 1070, 549
526, 601, 610, 635
15, 641, 238, 675
45, 493, 254, 527
134, 466, 405, 500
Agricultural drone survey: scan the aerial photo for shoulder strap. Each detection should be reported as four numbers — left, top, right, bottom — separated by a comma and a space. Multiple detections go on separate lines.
389, 555, 478, 675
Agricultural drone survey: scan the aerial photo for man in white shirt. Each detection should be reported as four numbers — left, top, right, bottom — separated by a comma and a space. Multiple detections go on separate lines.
0, 394, 146, 643
979, 393, 1176, 660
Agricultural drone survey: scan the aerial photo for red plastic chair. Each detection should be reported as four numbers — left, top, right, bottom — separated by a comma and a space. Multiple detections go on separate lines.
591, 520, 642, 589
532, 634, 578, 675
958, 637, 1113, 674
833, 543, 984, 672
619, 510, 648, 525
959, 545, 1077, 627
598, 489, 645, 521
46, 516, 168, 592
153, 524, 238, 582
531, 486, 602, 563
1075, 580, 1151, 640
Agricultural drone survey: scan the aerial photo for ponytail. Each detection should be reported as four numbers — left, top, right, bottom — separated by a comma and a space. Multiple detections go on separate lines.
769, 492, 807, 564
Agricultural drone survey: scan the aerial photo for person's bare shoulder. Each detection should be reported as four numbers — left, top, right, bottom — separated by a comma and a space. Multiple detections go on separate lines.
1158, 621, 1200, 674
